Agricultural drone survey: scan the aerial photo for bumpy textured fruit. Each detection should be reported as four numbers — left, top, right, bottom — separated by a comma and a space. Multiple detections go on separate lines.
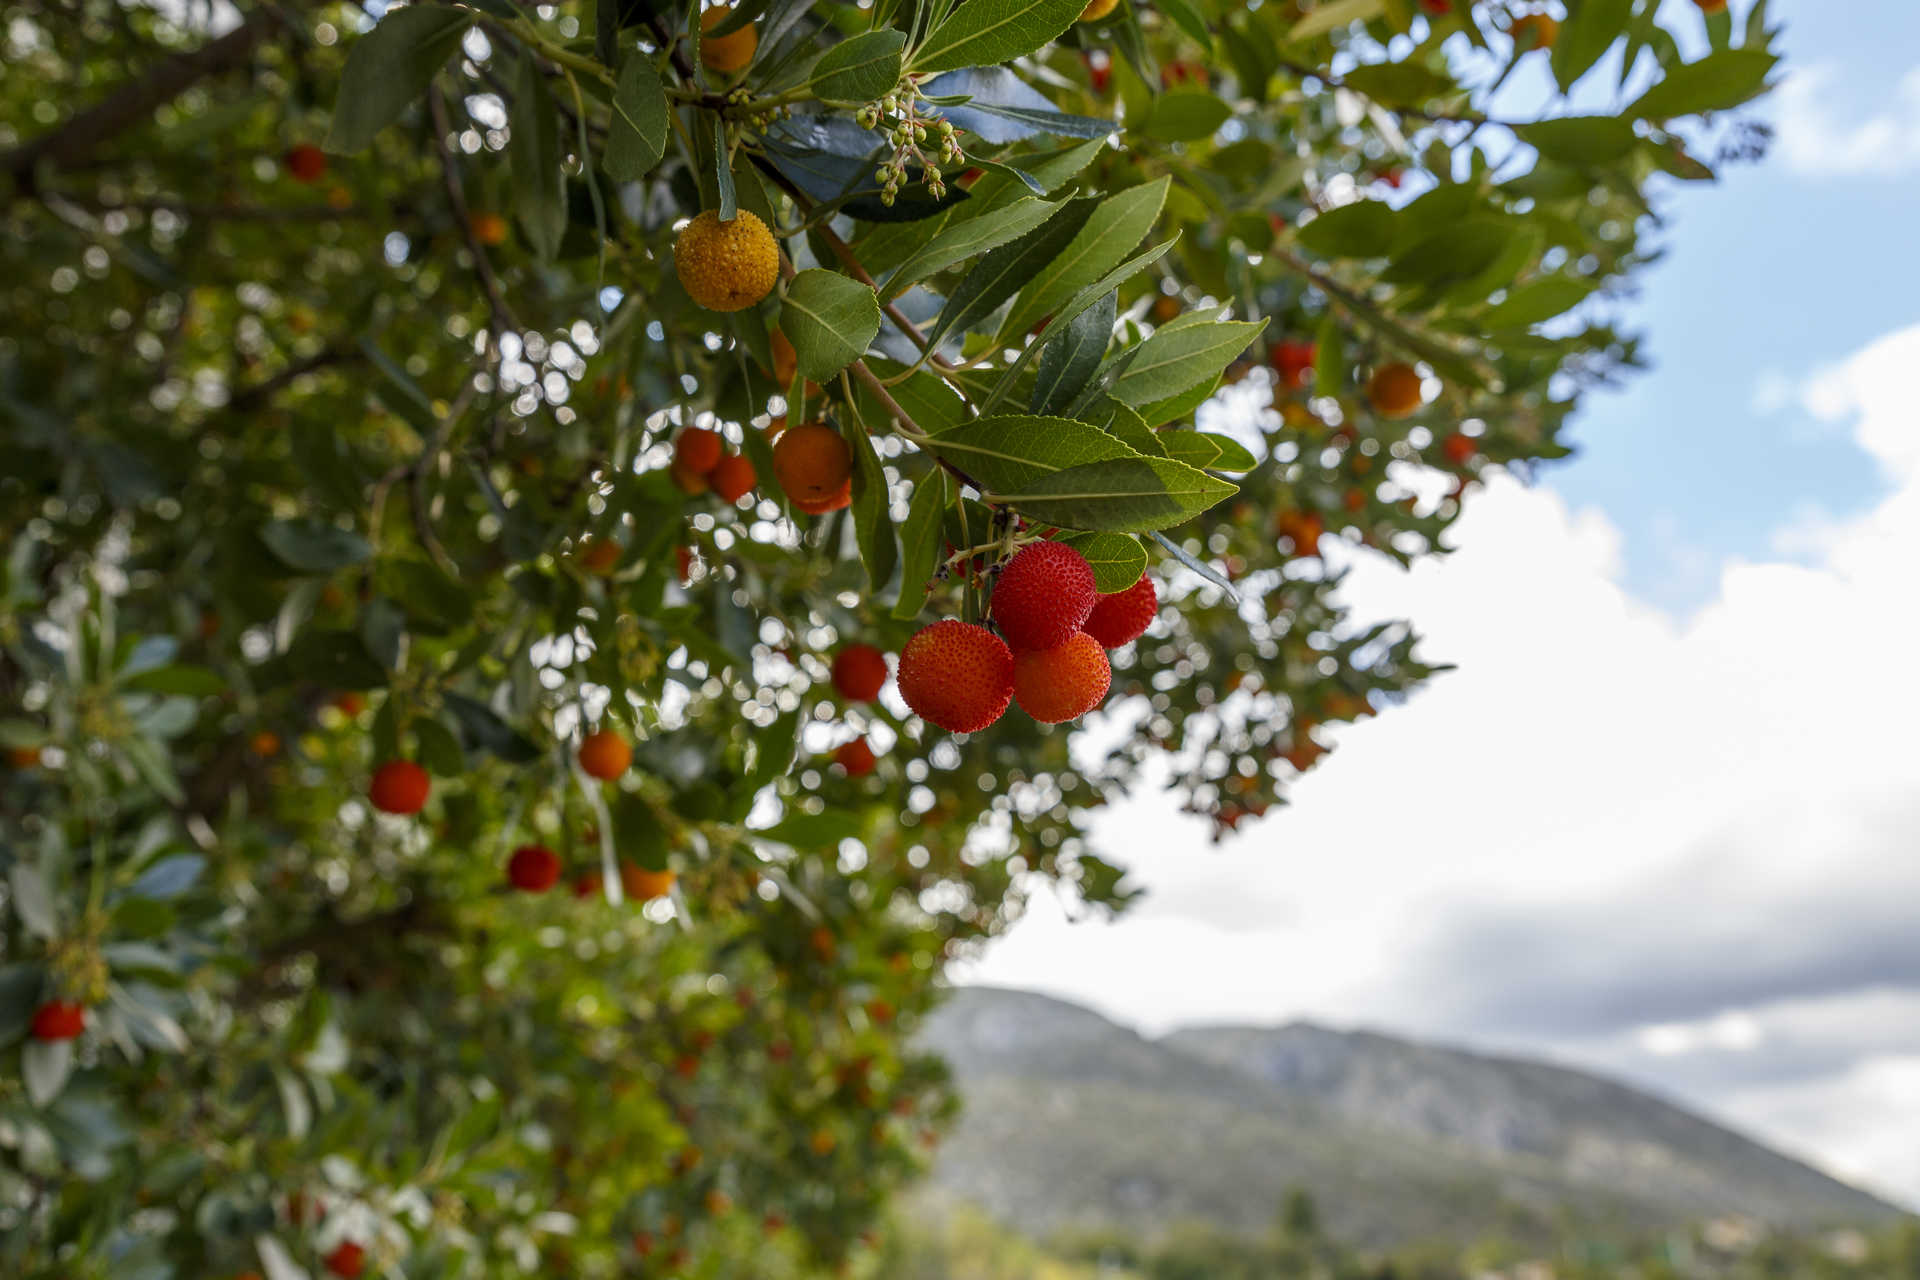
621, 862, 677, 901
699, 5, 758, 73
675, 426, 723, 474
578, 730, 631, 780
1083, 574, 1157, 649
834, 738, 876, 777
831, 644, 888, 701
508, 844, 561, 892
898, 620, 1015, 734
1012, 632, 1112, 724
1366, 362, 1424, 418
772, 423, 852, 504
791, 479, 851, 515
1511, 12, 1558, 47
368, 760, 429, 815
674, 209, 778, 312
285, 143, 327, 183
31, 1000, 85, 1041
710, 453, 756, 502
1079, 0, 1119, 20
324, 1241, 366, 1279
991, 542, 1097, 651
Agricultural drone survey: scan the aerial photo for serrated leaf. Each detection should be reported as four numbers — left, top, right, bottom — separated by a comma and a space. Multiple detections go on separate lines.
260, 520, 372, 574
1297, 200, 1398, 258
893, 468, 952, 620
1516, 115, 1639, 165
781, 271, 881, 381
1058, 531, 1147, 592
325, 6, 471, 153
883, 193, 1066, 301
928, 198, 1099, 347
1001, 176, 1169, 338
1156, 429, 1222, 469
1109, 318, 1265, 408
1287, 0, 1384, 42
1627, 48, 1776, 119
811, 30, 907, 103
605, 54, 671, 180
511, 52, 567, 261
920, 415, 1140, 494
844, 419, 897, 591
1031, 289, 1115, 415
912, 0, 1089, 76
991, 456, 1236, 533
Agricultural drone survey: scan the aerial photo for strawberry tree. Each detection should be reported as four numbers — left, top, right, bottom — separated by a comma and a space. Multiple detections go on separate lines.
0, 0, 1776, 1274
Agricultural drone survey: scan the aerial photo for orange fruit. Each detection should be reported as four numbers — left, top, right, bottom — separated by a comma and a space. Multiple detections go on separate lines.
578, 730, 631, 780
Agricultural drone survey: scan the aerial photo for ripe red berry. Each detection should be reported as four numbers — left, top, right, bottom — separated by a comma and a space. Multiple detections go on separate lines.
675, 426, 724, 474
834, 738, 876, 777
368, 759, 429, 815
1441, 433, 1476, 466
991, 542, 1096, 652
578, 729, 631, 780
710, 453, 756, 502
508, 844, 561, 892
1012, 632, 1111, 724
830, 644, 889, 701
897, 620, 1014, 734
30, 1000, 86, 1041
1269, 339, 1316, 390
323, 1241, 366, 1279
285, 143, 327, 184
1083, 575, 1157, 649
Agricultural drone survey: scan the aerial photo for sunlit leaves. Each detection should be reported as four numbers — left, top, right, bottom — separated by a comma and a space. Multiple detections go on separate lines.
606, 55, 671, 180
325, 6, 471, 153
912, 0, 1090, 75
781, 271, 881, 381
811, 30, 907, 104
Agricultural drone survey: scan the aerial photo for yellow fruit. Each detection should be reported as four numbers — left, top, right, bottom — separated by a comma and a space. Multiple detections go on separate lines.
700, 6, 758, 74
1079, 0, 1120, 20
674, 209, 779, 313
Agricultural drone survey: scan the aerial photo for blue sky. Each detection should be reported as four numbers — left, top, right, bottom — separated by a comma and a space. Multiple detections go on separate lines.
1545, 0, 1920, 608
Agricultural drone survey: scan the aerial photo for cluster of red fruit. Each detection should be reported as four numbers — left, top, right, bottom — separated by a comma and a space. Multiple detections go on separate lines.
895, 542, 1157, 734
671, 426, 757, 502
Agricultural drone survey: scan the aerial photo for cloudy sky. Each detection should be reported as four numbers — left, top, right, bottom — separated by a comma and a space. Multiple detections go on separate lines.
962, 0, 1920, 1211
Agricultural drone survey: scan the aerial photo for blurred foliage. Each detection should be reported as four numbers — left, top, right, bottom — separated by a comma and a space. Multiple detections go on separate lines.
1, 0, 1777, 1274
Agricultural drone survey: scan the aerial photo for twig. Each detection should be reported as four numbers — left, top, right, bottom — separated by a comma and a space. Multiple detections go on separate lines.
428, 88, 519, 335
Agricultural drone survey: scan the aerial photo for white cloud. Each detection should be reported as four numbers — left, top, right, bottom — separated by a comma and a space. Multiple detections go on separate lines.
960, 324, 1920, 1207
1771, 63, 1920, 178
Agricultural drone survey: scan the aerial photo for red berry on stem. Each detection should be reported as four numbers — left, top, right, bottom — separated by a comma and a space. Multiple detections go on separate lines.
897, 620, 1014, 734
508, 844, 561, 892
990, 542, 1096, 652
31, 1000, 86, 1041
1012, 632, 1112, 724
368, 760, 430, 815
1082, 575, 1157, 649
831, 644, 889, 701
834, 738, 876, 777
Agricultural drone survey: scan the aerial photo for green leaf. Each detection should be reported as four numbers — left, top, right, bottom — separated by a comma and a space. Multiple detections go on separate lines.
1109, 318, 1265, 408
359, 598, 406, 671
1482, 276, 1597, 328
811, 30, 907, 103
1297, 200, 1398, 258
24, 1037, 74, 1106
1627, 48, 1776, 119
920, 415, 1140, 494
119, 665, 224, 697
511, 52, 568, 261
1287, 0, 1384, 42
443, 693, 541, 764
759, 809, 863, 848
1552, 0, 1633, 93
1058, 531, 1147, 592
261, 520, 372, 574
928, 198, 1099, 346
1095, 401, 1167, 457
1155, 0, 1213, 47
0, 965, 43, 1046
1156, 429, 1221, 469
325, 6, 471, 153
780, 270, 881, 381
605, 54, 671, 181
893, 468, 952, 620
883, 193, 1067, 301
1143, 91, 1232, 142
843, 419, 897, 592
1031, 289, 1115, 415
1001, 176, 1169, 338
1380, 217, 1522, 292
1340, 60, 1456, 105
9, 864, 58, 940
1516, 115, 1639, 165
991, 456, 1236, 533
912, 0, 1090, 76
414, 715, 467, 777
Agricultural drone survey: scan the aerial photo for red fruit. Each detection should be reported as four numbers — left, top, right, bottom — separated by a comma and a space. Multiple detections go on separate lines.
368, 760, 429, 815
710, 453, 756, 502
323, 1241, 366, 1279
573, 869, 605, 899
897, 620, 1014, 734
834, 738, 876, 777
31, 1000, 85, 1041
578, 729, 631, 780
1380, 167, 1404, 189
675, 426, 723, 474
1083, 575, 1157, 649
676, 544, 695, 583
1441, 433, 1476, 466
1420, 0, 1450, 13
1269, 339, 1316, 390
508, 844, 561, 892
990, 542, 1096, 652
332, 691, 366, 717
791, 479, 852, 514
831, 644, 888, 701
285, 143, 327, 184
1012, 632, 1111, 724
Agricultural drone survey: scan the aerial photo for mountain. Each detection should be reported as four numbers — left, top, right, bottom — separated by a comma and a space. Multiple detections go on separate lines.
915, 987, 1900, 1250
